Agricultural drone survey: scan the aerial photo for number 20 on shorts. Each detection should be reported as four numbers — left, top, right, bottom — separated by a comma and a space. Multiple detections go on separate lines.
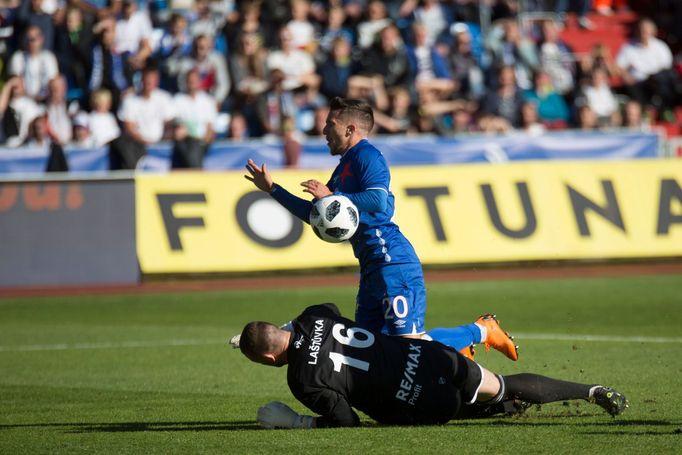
383, 295, 409, 320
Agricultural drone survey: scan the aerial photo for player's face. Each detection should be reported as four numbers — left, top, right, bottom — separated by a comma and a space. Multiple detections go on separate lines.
323, 110, 350, 156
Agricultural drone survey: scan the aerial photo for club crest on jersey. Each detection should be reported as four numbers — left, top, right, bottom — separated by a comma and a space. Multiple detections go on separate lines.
307, 319, 325, 365
340, 162, 353, 184
294, 335, 304, 349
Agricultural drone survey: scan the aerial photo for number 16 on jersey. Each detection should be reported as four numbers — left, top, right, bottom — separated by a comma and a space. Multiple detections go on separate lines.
328, 324, 375, 372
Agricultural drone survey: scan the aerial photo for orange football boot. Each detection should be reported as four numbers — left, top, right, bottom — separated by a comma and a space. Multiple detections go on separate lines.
476, 313, 519, 361
458, 344, 475, 361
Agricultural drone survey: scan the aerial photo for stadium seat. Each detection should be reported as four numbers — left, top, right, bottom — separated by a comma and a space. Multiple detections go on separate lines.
559, 10, 638, 57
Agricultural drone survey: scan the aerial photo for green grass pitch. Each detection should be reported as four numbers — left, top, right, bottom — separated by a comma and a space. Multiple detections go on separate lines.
1, 274, 681, 454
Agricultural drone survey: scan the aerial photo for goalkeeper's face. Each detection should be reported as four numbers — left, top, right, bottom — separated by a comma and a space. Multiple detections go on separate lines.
244, 351, 287, 367
244, 351, 270, 366
244, 350, 288, 368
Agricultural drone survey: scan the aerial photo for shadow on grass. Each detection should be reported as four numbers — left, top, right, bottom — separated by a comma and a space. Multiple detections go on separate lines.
579, 430, 682, 436
2, 419, 680, 434
446, 419, 681, 428
0, 421, 261, 433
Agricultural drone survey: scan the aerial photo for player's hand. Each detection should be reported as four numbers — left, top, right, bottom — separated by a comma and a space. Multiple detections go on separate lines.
257, 401, 314, 429
301, 179, 332, 199
245, 159, 274, 193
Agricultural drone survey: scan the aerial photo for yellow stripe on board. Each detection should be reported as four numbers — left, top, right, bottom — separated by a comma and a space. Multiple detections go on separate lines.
136, 160, 682, 273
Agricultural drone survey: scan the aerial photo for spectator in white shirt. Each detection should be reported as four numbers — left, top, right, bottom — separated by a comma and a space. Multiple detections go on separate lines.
45, 75, 73, 145
87, 89, 120, 147
8, 25, 59, 101
357, 0, 391, 49
266, 26, 319, 91
110, 66, 175, 169
287, 0, 315, 51
171, 68, 218, 169
0, 76, 44, 147
582, 68, 620, 126
177, 34, 231, 106
72, 113, 96, 148
538, 19, 575, 95
616, 18, 680, 112
520, 101, 546, 136
189, 0, 227, 39
413, 0, 449, 47
115, 0, 153, 71
25, 113, 50, 147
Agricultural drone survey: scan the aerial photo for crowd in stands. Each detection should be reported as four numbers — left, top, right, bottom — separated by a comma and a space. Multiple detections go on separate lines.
0, 0, 680, 170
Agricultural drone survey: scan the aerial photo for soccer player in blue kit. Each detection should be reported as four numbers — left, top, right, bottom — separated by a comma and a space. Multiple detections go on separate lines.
245, 97, 517, 360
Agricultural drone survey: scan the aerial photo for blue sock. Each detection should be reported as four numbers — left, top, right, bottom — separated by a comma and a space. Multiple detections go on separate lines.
426, 324, 482, 351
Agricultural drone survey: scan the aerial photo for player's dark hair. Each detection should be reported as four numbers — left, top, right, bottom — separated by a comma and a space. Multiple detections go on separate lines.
329, 97, 374, 132
239, 321, 280, 358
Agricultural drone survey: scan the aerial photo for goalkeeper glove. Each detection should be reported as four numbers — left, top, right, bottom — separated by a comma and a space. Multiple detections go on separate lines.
257, 401, 314, 429
228, 334, 241, 349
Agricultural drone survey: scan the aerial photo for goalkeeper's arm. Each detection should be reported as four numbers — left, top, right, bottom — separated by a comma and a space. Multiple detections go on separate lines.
292, 385, 360, 427
257, 399, 359, 429
258, 385, 360, 429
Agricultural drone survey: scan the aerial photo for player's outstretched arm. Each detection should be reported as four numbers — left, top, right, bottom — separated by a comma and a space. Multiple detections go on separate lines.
301, 177, 388, 213
244, 159, 313, 223
244, 159, 274, 193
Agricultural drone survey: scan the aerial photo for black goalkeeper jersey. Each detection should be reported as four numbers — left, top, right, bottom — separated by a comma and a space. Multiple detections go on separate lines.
286, 303, 468, 427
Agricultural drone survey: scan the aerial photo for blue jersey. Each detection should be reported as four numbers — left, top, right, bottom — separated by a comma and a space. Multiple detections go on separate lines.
327, 139, 420, 275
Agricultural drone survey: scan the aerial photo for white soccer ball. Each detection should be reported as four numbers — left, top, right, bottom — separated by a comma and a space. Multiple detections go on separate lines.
309, 195, 359, 243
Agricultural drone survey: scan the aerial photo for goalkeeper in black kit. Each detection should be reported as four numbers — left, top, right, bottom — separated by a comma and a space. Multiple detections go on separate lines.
237, 304, 628, 428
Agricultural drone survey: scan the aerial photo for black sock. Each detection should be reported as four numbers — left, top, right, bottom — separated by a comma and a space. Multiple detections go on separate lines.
502, 373, 595, 404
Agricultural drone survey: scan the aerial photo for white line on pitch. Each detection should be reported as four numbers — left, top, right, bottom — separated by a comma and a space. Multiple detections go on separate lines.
1, 333, 681, 353
0, 338, 228, 352
514, 333, 682, 343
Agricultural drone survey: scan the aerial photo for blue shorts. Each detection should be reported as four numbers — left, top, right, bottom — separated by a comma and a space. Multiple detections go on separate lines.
355, 263, 426, 336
